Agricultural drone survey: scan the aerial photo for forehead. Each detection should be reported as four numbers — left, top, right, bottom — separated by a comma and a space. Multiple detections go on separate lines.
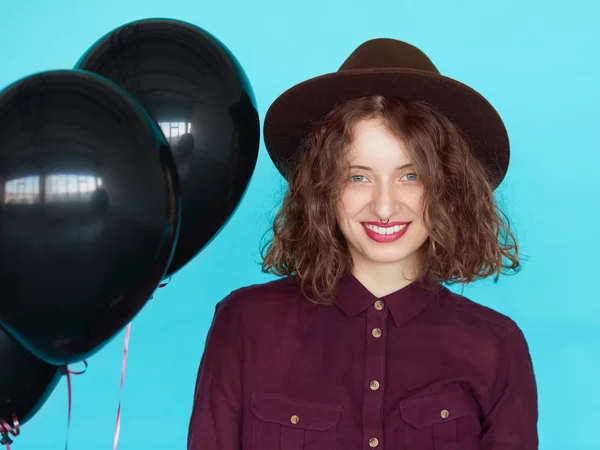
346, 118, 412, 165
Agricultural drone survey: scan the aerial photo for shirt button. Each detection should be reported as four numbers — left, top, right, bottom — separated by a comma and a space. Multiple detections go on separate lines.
374, 300, 385, 310
370, 380, 380, 390
440, 409, 449, 419
372, 328, 382, 338
290, 415, 300, 424
369, 437, 379, 447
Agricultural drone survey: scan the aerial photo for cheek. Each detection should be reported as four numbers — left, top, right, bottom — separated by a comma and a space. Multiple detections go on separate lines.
405, 187, 425, 217
338, 191, 363, 218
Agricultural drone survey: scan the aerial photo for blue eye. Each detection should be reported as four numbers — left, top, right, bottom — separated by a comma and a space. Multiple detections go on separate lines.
402, 173, 418, 181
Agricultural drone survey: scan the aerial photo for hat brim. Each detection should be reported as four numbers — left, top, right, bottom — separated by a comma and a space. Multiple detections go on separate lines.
263, 68, 509, 188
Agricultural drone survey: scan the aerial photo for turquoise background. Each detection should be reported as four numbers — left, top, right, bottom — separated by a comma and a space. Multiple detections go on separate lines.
0, 0, 598, 449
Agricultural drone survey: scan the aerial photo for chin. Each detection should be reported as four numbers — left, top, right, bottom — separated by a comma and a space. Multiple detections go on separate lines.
367, 253, 412, 265
362, 246, 413, 265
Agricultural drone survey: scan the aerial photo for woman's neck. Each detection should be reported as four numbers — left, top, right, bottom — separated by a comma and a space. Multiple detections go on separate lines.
350, 260, 418, 298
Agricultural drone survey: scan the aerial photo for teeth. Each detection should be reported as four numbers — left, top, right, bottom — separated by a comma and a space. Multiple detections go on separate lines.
364, 223, 407, 235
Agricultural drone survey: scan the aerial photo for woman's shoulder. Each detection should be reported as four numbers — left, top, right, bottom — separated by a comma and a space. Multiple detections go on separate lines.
228, 276, 300, 298
215, 276, 304, 315
437, 285, 521, 335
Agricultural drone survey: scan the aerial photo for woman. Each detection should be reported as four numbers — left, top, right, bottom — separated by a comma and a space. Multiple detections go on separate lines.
187, 38, 538, 450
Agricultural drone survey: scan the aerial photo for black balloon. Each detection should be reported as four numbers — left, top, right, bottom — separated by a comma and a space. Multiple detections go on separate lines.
75, 18, 259, 278
0, 70, 180, 365
0, 326, 61, 444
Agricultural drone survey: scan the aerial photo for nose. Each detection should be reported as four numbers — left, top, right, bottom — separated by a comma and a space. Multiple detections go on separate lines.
372, 181, 397, 219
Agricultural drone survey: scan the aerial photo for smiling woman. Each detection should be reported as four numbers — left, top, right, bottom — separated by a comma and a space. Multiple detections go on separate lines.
187, 38, 538, 450
336, 114, 431, 287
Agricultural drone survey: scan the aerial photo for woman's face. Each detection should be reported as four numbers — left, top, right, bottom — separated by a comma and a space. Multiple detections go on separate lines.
336, 117, 429, 276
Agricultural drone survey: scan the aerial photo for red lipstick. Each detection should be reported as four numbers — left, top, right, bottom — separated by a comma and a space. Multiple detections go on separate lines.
362, 222, 410, 243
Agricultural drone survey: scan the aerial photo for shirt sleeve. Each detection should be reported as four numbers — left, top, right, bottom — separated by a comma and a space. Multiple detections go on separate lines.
187, 294, 243, 450
481, 321, 539, 449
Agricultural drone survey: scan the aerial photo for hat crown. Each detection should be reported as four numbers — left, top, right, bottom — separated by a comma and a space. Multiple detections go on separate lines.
339, 38, 440, 74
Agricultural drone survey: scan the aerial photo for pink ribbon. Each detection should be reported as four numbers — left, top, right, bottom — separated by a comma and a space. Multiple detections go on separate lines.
113, 323, 131, 450
112, 278, 170, 450
0, 414, 20, 450
63, 360, 88, 450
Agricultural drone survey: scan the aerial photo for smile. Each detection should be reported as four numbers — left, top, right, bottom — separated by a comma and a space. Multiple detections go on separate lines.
362, 222, 410, 243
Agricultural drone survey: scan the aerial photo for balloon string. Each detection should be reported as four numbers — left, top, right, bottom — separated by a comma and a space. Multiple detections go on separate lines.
112, 323, 131, 450
62, 361, 88, 450
113, 281, 168, 449
0, 414, 20, 450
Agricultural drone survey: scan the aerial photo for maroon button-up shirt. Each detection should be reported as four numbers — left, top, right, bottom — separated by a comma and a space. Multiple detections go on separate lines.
187, 273, 538, 450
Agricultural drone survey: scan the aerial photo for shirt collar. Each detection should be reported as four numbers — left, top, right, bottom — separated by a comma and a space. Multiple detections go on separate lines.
334, 272, 444, 327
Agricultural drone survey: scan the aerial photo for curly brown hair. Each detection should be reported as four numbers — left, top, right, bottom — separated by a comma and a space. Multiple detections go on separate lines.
260, 96, 520, 304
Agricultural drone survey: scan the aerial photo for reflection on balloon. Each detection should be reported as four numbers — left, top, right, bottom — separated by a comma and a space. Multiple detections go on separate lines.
0, 69, 180, 365
76, 18, 259, 278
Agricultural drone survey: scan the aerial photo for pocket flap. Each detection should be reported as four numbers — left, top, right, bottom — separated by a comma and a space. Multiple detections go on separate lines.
250, 392, 343, 431
399, 390, 478, 428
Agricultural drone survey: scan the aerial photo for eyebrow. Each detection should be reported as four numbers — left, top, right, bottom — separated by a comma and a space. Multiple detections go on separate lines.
348, 163, 414, 171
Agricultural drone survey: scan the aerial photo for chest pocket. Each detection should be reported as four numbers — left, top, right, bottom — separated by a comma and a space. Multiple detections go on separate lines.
399, 390, 481, 450
250, 392, 343, 450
